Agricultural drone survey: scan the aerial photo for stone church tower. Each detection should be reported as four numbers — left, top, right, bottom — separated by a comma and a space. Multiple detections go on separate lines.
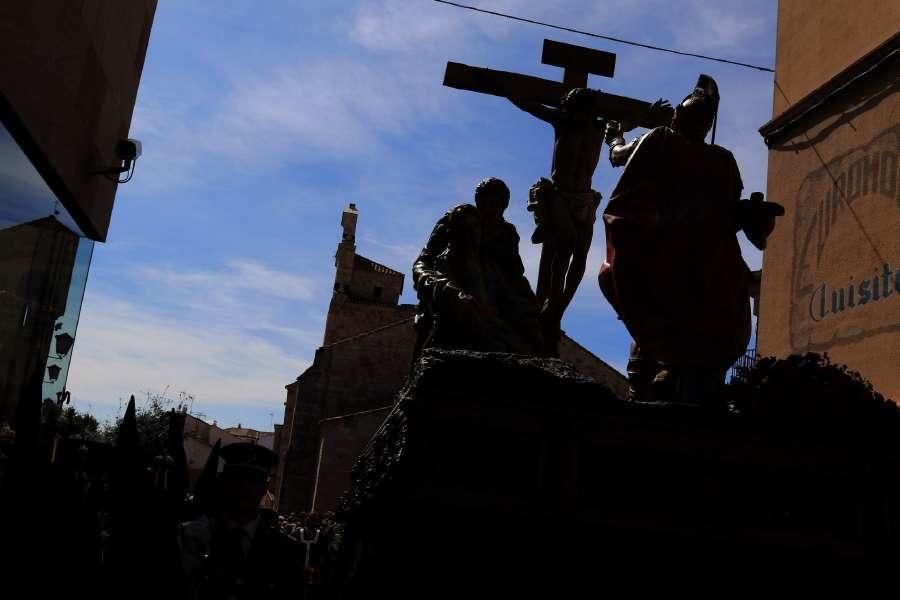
275, 205, 417, 514
324, 204, 409, 345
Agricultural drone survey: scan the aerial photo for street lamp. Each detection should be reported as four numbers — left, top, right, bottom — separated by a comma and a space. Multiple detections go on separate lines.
47, 364, 62, 382
55, 332, 74, 357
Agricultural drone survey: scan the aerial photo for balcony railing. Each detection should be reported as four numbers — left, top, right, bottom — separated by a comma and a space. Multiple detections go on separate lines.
728, 348, 758, 383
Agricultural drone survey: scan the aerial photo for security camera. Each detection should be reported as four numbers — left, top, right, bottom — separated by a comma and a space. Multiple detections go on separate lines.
116, 138, 142, 162
93, 138, 142, 183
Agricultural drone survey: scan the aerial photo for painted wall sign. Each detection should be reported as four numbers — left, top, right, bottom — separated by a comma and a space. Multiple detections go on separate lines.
807, 262, 899, 321
790, 123, 900, 351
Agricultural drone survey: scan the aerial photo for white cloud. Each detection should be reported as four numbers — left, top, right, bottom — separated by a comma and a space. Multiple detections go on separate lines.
347, 0, 658, 53
68, 292, 309, 411
138, 259, 317, 302
128, 0, 775, 195
673, 0, 770, 53
346, 0, 551, 53
66, 258, 322, 424
126, 73, 215, 191
129, 55, 460, 194
229, 260, 317, 301
359, 233, 421, 266
350, 0, 464, 52
208, 59, 435, 161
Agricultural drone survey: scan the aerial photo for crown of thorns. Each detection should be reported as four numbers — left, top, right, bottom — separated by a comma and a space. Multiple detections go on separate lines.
561, 87, 595, 111
474, 177, 510, 202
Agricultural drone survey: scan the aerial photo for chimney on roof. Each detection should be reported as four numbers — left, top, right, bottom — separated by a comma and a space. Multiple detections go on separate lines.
341, 203, 359, 246
335, 203, 359, 295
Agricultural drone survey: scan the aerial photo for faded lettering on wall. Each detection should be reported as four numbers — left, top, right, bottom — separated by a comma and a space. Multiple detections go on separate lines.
790, 123, 900, 351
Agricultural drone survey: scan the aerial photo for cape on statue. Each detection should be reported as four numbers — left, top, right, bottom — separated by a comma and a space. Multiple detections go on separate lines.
598, 125, 752, 369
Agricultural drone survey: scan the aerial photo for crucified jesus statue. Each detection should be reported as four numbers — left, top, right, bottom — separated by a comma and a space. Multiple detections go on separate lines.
509, 88, 605, 353
444, 39, 674, 355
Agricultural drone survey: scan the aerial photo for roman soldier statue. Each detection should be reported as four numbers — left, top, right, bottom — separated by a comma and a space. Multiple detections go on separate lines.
599, 74, 784, 404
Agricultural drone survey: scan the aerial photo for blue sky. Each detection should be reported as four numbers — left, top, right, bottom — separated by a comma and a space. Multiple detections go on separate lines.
66, 1, 777, 430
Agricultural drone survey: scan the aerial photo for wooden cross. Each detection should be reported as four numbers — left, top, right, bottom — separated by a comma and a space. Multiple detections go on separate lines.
444, 39, 673, 128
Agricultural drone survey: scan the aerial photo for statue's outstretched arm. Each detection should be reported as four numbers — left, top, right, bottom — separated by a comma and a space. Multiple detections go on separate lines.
606, 98, 670, 167
508, 97, 559, 124
606, 122, 643, 167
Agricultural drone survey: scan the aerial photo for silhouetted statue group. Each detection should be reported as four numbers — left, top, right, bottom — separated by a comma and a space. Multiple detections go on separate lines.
413, 74, 784, 405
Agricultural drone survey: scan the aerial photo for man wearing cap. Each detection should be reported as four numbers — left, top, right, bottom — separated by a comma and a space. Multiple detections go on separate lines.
178, 442, 302, 600
598, 74, 784, 404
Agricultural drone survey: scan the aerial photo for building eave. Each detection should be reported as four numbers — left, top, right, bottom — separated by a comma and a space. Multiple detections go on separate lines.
759, 30, 900, 147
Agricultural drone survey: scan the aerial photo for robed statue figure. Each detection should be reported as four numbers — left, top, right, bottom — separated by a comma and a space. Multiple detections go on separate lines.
412, 178, 545, 357
599, 74, 784, 404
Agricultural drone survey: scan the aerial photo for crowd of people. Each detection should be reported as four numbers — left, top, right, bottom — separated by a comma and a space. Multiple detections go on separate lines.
0, 388, 334, 600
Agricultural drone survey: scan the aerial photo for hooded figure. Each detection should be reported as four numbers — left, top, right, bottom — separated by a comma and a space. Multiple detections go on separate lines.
412, 178, 545, 357
598, 74, 782, 403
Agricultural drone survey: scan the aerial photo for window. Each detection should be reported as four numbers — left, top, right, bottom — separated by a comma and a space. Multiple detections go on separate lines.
0, 118, 93, 418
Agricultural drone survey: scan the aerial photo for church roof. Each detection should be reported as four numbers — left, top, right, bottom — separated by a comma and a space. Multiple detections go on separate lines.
323, 316, 415, 349
353, 254, 403, 278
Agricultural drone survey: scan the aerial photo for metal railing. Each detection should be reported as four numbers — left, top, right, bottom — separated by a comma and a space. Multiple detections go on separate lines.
728, 348, 758, 383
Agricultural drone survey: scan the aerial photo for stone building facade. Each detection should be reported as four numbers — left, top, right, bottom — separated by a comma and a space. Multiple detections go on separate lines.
182, 413, 275, 490
758, 1, 899, 400
1, 1, 157, 241
0, 1, 157, 423
275, 205, 629, 515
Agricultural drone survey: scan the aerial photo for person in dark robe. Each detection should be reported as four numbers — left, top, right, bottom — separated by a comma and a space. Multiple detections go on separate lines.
598, 74, 784, 404
177, 442, 303, 600
412, 177, 545, 356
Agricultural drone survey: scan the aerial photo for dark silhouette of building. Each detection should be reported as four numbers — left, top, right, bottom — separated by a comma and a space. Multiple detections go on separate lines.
275, 205, 628, 514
